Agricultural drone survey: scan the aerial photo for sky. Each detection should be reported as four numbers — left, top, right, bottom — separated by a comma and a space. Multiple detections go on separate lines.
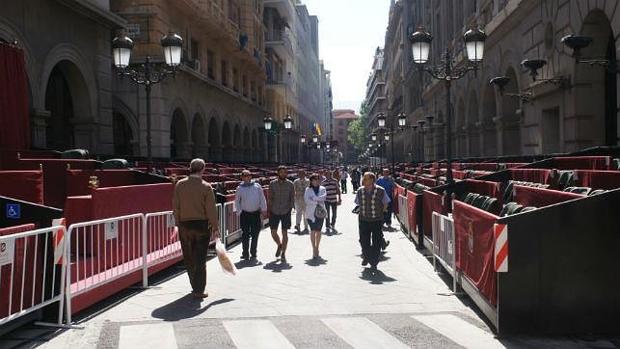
303, 0, 391, 114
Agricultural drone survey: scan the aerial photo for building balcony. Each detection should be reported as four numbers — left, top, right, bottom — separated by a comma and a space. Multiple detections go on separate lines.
264, 0, 295, 21
266, 30, 293, 58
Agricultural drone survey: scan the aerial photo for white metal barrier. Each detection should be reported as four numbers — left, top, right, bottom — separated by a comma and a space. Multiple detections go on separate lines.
398, 194, 409, 232
0, 226, 67, 327
222, 202, 242, 247
142, 211, 183, 288
64, 214, 143, 323
431, 211, 457, 292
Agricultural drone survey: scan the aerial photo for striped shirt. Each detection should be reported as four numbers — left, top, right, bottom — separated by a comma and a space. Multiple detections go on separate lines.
322, 178, 340, 203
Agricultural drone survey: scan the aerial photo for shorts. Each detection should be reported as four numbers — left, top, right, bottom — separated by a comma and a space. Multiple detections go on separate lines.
269, 213, 291, 230
307, 218, 324, 232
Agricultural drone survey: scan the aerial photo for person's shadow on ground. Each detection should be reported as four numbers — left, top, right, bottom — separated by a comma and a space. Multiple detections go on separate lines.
359, 268, 397, 285
151, 295, 235, 321
234, 259, 263, 270
304, 257, 327, 266
263, 260, 293, 273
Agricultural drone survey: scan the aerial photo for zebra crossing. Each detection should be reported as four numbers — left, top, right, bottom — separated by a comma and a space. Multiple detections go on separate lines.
113, 313, 505, 349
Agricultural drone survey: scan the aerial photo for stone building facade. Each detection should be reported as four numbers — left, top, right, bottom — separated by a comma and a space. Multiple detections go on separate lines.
0, 0, 125, 154
332, 109, 359, 164
1, 0, 328, 163
379, 0, 620, 162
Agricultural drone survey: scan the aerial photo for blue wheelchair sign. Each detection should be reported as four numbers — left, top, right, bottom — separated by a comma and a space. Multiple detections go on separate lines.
6, 204, 21, 219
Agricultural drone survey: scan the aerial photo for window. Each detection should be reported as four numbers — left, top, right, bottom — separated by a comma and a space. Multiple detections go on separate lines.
207, 50, 215, 79
191, 40, 200, 61
221, 60, 228, 86
233, 68, 239, 92
242, 75, 248, 97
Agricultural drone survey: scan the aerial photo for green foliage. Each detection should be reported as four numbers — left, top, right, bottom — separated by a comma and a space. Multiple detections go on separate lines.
347, 100, 369, 151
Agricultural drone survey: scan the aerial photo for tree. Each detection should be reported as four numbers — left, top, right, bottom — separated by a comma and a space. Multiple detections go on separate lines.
348, 100, 369, 152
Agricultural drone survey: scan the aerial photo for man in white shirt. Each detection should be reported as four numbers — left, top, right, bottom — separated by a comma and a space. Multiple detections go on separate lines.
235, 170, 267, 260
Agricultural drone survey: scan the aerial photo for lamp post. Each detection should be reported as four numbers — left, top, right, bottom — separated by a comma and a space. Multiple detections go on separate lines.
263, 113, 293, 163
410, 26, 486, 186
112, 33, 183, 163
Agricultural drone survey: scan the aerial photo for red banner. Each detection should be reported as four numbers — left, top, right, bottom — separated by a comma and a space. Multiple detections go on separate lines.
393, 185, 405, 214
453, 200, 499, 306
407, 191, 418, 238
422, 190, 445, 238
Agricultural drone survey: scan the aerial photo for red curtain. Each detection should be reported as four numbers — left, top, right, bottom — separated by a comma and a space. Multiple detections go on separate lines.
0, 44, 29, 150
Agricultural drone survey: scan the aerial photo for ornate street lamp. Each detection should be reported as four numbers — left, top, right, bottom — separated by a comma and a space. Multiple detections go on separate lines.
312, 134, 319, 144
410, 26, 486, 189
300, 134, 306, 144
377, 113, 387, 128
283, 114, 293, 130
112, 32, 183, 162
398, 113, 407, 127
371, 133, 377, 142
384, 134, 390, 141
264, 114, 273, 131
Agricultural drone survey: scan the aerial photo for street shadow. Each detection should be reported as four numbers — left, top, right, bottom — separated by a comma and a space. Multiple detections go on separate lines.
304, 257, 328, 267
263, 260, 293, 273
151, 294, 235, 321
234, 259, 264, 270
359, 268, 397, 285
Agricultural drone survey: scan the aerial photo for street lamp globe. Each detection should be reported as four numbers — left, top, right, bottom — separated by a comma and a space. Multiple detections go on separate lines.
384, 134, 390, 141
410, 28, 432, 64
300, 134, 306, 144
283, 114, 293, 130
161, 33, 184, 67
264, 115, 273, 130
371, 133, 377, 142
398, 113, 407, 127
326, 142, 331, 149
312, 134, 319, 143
463, 27, 486, 63
377, 113, 386, 128
112, 35, 134, 69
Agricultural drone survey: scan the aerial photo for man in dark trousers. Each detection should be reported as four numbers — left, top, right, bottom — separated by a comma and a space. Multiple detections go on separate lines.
234, 170, 267, 260
268, 166, 295, 262
173, 159, 220, 299
351, 168, 361, 192
355, 172, 390, 270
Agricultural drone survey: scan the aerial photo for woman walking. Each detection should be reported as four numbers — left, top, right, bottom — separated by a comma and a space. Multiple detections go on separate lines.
304, 173, 327, 259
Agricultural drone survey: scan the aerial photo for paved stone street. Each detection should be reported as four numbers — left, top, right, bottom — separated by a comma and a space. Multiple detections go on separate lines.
1, 191, 617, 348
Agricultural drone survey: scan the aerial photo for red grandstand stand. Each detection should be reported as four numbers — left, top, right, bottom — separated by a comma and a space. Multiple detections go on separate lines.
0, 43, 30, 151
512, 185, 584, 208
0, 171, 44, 204
509, 168, 555, 184
548, 156, 612, 170
574, 170, 620, 190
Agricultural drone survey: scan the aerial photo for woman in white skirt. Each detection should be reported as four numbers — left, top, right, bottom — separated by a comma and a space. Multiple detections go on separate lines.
304, 173, 327, 259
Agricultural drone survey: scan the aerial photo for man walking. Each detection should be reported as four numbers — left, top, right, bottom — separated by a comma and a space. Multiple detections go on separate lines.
269, 166, 295, 262
322, 169, 341, 231
355, 172, 390, 270
376, 168, 395, 229
293, 169, 310, 234
173, 159, 220, 299
234, 170, 267, 260
351, 168, 361, 192
340, 167, 349, 194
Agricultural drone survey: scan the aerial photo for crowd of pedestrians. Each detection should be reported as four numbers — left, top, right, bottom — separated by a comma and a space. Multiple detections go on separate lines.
173, 160, 398, 297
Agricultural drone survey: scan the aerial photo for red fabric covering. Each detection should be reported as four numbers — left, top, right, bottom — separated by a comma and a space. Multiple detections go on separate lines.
453, 170, 468, 180
505, 163, 527, 168
0, 170, 44, 204
10, 159, 99, 208
551, 156, 611, 170
92, 184, 174, 220
574, 170, 620, 190
422, 190, 445, 238
510, 168, 555, 184
463, 179, 502, 201
393, 185, 405, 214
407, 191, 419, 237
164, 168, 188, 176
64, 196, 93, 227
453, 200, 498, 306
0, 44, 29, 150
65, 170, 137, 196
512, 185, 584, 208
418, 177, 437, 187
0, 224, 44, 319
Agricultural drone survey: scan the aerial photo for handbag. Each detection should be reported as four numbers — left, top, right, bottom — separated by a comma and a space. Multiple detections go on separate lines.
314, 204, 327, 219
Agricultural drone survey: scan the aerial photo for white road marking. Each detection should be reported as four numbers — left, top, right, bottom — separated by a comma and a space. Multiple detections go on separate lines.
118, 323, 178, 349
321, 317, 409, 349
412, 314, 505, 349
223, 319, 295, 349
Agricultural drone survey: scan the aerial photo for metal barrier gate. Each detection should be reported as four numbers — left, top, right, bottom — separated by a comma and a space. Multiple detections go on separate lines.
0, 226, 67, 327
431, 211, 457, 292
